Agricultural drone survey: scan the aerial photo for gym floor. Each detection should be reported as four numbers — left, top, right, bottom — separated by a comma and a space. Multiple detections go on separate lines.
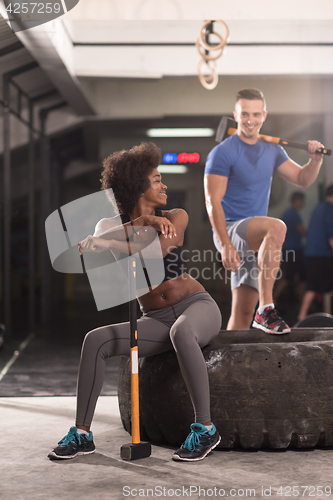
1, 299, 333, 500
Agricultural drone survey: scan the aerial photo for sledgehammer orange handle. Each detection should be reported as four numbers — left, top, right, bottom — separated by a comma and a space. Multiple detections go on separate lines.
227, 127, 331, 155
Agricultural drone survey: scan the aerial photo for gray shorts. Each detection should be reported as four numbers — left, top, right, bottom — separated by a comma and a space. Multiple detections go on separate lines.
213, 217, 259, 291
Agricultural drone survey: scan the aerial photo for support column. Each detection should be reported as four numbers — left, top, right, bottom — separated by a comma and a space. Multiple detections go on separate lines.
28, 102, 36, 331
3, 75, 11, 339
39, 101, 67, 327
40, 110, 52, 326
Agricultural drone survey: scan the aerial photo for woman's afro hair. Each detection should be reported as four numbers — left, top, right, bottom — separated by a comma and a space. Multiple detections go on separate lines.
101, 142, 161, 215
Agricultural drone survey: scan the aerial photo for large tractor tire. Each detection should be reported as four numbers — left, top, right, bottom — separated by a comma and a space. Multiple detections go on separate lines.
118, 328, 333, 449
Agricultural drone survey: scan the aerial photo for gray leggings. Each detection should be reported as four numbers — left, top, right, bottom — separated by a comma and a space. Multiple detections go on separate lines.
76, 291, 222, 427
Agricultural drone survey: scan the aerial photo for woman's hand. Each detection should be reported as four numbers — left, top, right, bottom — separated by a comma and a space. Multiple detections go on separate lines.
142, 215, 177, 239
78, 235, 110, 254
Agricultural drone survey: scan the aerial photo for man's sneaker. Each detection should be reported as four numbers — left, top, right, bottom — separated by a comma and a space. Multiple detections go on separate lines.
252, 307, 291, 334
48, 426, 95, 459
172, 423, 221, 462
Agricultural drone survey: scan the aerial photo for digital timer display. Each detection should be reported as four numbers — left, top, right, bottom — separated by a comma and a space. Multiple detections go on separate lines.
163, 153, 200, 164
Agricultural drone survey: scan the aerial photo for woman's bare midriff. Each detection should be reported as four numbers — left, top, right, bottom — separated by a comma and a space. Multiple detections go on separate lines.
138, 273, 205, 313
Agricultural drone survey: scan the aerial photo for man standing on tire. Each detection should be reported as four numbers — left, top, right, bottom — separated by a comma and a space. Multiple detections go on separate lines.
204, 88, 324, 334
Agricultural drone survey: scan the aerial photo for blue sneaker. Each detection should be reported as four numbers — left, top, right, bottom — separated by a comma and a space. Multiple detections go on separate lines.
172, 423, 220, 462
48, 426, 95, 459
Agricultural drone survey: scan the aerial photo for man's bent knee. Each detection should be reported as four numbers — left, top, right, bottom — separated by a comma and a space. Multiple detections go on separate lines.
266, 219, 287, 246
255, 219, 286, 258
247, 217, 286, 252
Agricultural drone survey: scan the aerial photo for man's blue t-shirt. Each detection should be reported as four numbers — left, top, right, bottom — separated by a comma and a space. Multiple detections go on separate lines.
282, 208, 303, 250
306, 201, 333, 256
205, 134, 289, 220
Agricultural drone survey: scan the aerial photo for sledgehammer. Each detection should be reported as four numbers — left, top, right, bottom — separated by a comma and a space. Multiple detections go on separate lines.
216, 116, 332, 156
120, 256, 151, 461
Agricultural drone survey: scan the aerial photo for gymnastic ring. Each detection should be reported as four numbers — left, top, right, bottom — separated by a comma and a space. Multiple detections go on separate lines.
198, 58, 216, 80
199, 20, 229, 51
197, 28, 228, 58
198, 60, 218, 90
195, 31, 225, 61
199, 20, 229, 52
198, 60, 218, 89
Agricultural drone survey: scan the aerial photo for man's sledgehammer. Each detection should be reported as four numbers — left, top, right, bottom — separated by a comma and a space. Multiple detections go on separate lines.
216, 116, 332, 156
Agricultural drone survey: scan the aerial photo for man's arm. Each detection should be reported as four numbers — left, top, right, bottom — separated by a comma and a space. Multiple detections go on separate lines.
276, 140, 324, 188
204, 174, 241, 272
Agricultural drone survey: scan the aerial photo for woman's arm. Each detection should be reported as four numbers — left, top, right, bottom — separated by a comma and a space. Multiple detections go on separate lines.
80, 209, 188, 258
109, 209, 188, 257
94, 216, 139, 241
94, 213, 178, 241
157, 208, 188, 256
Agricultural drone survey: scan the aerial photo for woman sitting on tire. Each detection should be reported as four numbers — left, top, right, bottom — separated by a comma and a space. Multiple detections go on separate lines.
48, 142, 222, 462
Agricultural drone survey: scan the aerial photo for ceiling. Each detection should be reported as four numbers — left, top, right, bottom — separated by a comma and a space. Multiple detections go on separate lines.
1, 0, 333, 148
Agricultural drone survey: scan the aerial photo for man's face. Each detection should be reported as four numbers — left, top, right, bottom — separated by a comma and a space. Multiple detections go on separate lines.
233, 98, 267, 143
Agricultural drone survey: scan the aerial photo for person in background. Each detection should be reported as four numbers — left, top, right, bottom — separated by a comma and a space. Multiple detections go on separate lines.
297, 184, 333, 322
274, 192, 307, 306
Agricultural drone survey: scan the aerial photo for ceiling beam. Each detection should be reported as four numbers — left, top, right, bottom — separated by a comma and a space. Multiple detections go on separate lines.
0, 41, 24, 57
0, 12, 96, 116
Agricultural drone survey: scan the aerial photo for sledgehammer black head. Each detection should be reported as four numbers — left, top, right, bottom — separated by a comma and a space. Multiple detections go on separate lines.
121, 441, 151, 461
215, 116, 237, 142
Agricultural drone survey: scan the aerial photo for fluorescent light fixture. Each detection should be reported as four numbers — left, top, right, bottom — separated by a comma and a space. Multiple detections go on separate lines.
147, 128, 215, 138
158, 165, 188, 174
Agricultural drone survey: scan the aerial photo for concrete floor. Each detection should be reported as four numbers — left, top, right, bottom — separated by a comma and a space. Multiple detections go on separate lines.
2, 395, 333, 500
2, 296, 333, 500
